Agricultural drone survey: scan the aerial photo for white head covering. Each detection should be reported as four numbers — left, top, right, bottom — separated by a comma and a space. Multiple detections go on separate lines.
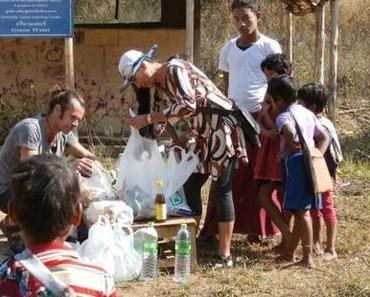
118, 44, 159, 92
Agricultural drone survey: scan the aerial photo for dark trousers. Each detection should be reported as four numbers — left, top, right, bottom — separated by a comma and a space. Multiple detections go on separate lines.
183, 159, 236, 222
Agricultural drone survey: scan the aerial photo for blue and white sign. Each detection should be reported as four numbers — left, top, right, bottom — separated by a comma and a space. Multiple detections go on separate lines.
0, 0, 74, 38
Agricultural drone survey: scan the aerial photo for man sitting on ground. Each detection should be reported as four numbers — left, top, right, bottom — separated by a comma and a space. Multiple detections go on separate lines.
0, 154, 117, 297
0, 88, 95, 251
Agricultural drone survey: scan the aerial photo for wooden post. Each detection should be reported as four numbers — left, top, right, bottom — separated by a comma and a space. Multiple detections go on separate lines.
186, 0, 194, 63
328, 0, 340, 122
314, 5, 325, 84
193, 0, 201, 65
65, 37, 75, 90
64, 37, 77, 136
285, 11, 293, 62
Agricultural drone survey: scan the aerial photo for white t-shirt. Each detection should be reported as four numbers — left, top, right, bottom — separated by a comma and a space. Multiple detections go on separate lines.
219, 34, 282, 112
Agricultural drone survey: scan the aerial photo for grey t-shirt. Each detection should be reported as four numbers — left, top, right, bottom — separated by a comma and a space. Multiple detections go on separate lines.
0, 113, 78, 194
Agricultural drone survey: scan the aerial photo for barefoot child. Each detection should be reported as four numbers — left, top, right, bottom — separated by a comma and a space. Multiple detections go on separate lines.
254, 54, 293, 252
298, 83, 342, 260
267, 75, 329, 268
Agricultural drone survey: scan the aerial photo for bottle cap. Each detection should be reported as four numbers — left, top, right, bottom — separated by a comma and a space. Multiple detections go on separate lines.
155, 180, 164, 189
181, 224, 187, 230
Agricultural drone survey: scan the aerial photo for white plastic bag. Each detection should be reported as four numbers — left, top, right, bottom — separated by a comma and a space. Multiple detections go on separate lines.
78, 216, 115, 276
115, 127, 198, 219
83, 200, 134, 228
79, 162, 116, 203
112, 224, 142, 282
78, 216, 141, 282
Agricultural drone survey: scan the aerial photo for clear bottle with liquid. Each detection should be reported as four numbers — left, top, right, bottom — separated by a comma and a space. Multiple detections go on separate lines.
174, 224, 191, 282
154, 180, 167, 222
140, 222, 158, 281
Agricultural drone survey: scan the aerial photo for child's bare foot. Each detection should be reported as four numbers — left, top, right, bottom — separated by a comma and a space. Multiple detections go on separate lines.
322, 250, 337, 261
296, 257, 316, 269
285, 253, 297, 262
278, 251, 297, 262
313, 242, 323, 256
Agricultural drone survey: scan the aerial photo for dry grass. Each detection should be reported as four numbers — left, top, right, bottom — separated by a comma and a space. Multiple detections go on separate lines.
0, 1, 368, 295
116, 159, 369, 296
88, 1, 370, 294
114, 102, 370, 296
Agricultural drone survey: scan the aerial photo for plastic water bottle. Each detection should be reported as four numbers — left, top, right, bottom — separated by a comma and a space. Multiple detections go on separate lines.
174, 224, 191, 282
140, 222, 158, 281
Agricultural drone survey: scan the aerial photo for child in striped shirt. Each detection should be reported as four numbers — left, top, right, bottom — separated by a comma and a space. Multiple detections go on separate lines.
0, 154, 117, 297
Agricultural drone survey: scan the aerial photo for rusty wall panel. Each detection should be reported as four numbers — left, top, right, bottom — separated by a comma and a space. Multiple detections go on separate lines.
0, 28, 186, 139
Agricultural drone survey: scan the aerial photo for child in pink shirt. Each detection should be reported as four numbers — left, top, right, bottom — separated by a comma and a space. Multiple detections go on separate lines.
268, 75, 329, 268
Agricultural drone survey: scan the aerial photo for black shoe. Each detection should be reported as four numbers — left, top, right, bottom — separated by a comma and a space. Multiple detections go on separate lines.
213, 254, 233, 268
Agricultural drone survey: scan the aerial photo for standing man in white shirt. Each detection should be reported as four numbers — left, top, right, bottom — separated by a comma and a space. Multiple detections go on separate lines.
202, 0, 283, 241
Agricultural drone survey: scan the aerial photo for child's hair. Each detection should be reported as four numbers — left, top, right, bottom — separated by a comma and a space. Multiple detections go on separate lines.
231, 0, 261, 12
10, 154, 81, 243
48, 86, 85, 117
261, 54, 292, 75
166, 53, 188, 62
267, 75, 297, 104
298, 83, 328, 113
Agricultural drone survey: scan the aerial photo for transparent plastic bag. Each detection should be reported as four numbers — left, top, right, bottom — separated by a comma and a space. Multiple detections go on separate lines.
115, 127, 198, 219
83, 200, 134, 228
79, 162, 116, 205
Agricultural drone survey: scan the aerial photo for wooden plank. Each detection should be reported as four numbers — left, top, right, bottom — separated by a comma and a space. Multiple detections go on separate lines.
186, 0, 194, 63
314, 4, 326, 84
132, 217, 196, 229
328, 0, 340, 123
188, 223, 198, 271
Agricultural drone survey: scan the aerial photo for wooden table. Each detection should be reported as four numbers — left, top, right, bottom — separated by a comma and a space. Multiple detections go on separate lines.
132, 217, 197, 271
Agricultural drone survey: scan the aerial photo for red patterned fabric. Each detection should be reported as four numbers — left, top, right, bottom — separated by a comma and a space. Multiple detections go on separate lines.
0, 241, 117, 297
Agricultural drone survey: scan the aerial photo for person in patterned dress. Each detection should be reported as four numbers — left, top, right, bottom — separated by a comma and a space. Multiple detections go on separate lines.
118, 47, 251, 267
